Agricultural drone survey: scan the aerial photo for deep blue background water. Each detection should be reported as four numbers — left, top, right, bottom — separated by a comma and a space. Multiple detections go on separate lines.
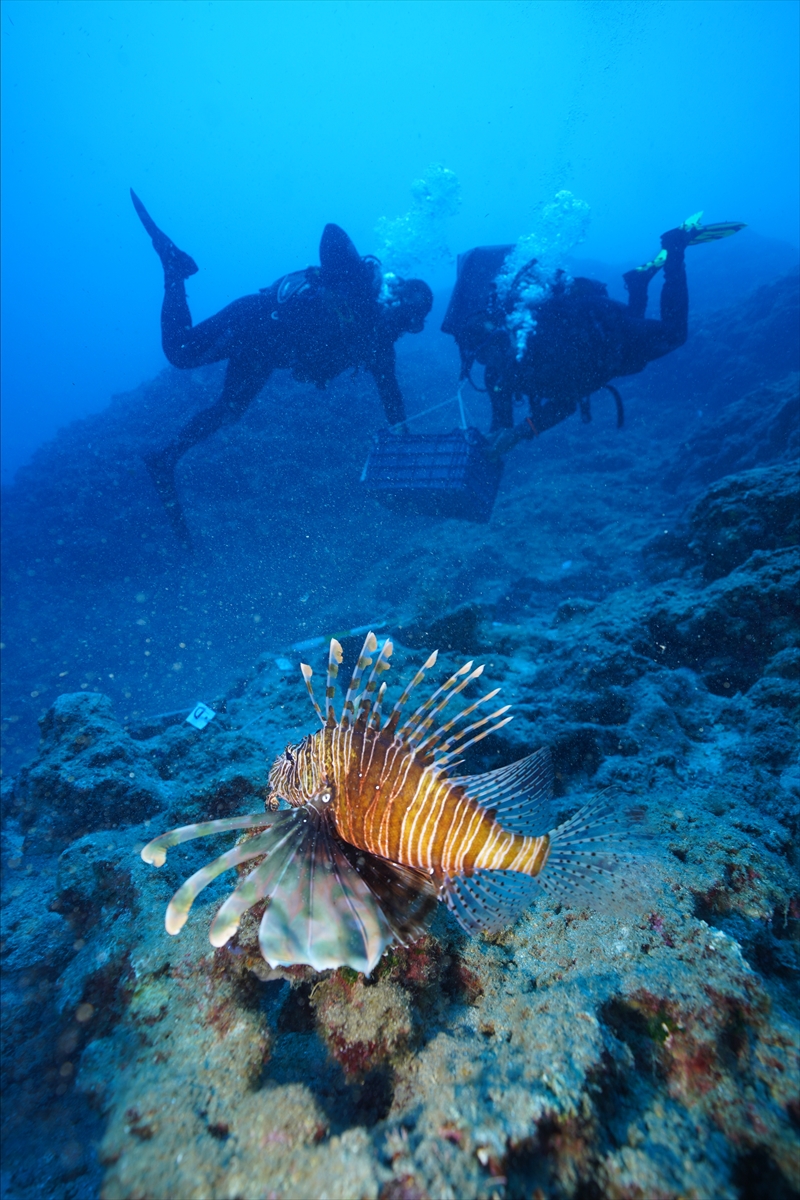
1, 8, 799, 1195
2, 0, 798, 482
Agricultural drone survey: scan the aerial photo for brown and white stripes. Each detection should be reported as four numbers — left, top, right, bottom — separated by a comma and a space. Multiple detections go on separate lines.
269, 721, 551, 882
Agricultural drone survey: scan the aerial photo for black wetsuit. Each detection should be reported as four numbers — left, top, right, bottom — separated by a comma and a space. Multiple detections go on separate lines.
443, 234, 688, 433
133, 207, 430, 544
159, 229, 407, 464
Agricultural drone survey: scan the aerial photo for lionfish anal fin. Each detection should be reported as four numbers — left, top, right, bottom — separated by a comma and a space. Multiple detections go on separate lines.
442, 870, 541, 935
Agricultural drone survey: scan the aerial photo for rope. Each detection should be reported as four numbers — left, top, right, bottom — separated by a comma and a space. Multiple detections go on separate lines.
388, 383, 474, 432
456, 381, 468, 431
387, 395, 460, 431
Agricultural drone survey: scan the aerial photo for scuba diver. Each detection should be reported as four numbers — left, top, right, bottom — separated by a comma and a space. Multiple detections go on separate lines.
441, 214, 746, 451
131, 190, 433, 546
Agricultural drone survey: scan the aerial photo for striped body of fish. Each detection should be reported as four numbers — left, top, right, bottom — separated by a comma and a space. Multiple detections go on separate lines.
142, 633, 637, 974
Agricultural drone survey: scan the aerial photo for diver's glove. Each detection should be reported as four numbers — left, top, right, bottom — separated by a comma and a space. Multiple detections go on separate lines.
486, 421, 537, 459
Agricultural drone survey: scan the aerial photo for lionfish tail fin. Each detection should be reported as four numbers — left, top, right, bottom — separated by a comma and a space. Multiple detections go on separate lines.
300, 663, 326, 725
325, 639, 344, 725
538, 796, 652, 915
341, 631, 378, 726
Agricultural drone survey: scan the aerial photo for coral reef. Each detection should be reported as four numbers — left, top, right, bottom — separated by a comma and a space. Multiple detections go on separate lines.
1, 267, 798, 1198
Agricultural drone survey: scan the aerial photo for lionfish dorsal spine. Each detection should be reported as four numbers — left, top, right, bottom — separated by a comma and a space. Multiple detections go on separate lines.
436, 710, 514, 763
355, 638, 393, 727
415, 686, 501, 755
397, 660, 477, 741
384, 649, 439, 736
300, 662, 326, 725
367, 681, 388, 730
341, 631, 378, 727
405, 663, 486, 746
445, 702, 511, 745
325, 639, 344, 725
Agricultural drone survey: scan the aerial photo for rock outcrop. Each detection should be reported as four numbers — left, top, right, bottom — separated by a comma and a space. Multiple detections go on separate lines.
1, 269, 798, 1200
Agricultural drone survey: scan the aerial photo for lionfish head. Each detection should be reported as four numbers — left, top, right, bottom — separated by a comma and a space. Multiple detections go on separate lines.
267, 734, 331, 810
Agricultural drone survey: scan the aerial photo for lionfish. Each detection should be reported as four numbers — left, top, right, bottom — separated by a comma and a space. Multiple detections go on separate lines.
142, 634, 637, 974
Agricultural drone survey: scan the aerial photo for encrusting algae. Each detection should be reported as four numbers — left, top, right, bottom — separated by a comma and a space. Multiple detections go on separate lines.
142, 634, 643, 973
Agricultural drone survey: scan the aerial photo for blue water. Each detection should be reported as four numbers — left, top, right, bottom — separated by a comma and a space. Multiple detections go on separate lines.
2, 0, 798, 482
1, 4, 799, 1198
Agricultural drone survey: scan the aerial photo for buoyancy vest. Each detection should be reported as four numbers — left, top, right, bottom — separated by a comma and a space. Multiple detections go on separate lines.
262, 266, 380, 389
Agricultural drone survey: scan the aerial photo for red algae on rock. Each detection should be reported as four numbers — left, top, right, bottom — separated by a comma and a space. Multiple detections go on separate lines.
310, 969, 414, 1079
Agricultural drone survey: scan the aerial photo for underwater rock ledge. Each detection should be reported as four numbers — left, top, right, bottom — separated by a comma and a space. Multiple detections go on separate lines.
1, 457, 798, 1200
1, 274, 799, 1199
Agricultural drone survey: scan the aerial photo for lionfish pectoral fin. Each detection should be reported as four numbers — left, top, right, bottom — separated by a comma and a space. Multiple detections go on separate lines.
141, 813, 276, 868
537, 795, 653, 915
258, 808, 395, 975
450, 748, 556, 836
164, 824, 284, 935
207, 811, 313, 946
442, 870, 541, 936
339, 843, 438, 945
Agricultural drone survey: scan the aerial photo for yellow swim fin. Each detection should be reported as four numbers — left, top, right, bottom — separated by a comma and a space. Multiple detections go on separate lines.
687, 219, 747, 245
681, 210, 705, 233
632, 248, 668, 274
686, 213, 748, 243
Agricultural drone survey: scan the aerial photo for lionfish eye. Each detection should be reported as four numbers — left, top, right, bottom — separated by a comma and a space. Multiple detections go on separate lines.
285, 749, 295, 764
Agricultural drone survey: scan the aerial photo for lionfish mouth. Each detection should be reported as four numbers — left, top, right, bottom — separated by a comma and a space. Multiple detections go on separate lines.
141, 631, 641, 975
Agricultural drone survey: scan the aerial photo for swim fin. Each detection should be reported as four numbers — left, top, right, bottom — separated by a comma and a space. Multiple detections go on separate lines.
144, 448, 193, 550
626, 248, 667, 280
686, 220, 747, 245
130, 188, 161, 240
131, 189, 198, 280
680, 210, 705, 236
487, 420, 537, 458
661, 213, 746, 256
319, 223, 369, 293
